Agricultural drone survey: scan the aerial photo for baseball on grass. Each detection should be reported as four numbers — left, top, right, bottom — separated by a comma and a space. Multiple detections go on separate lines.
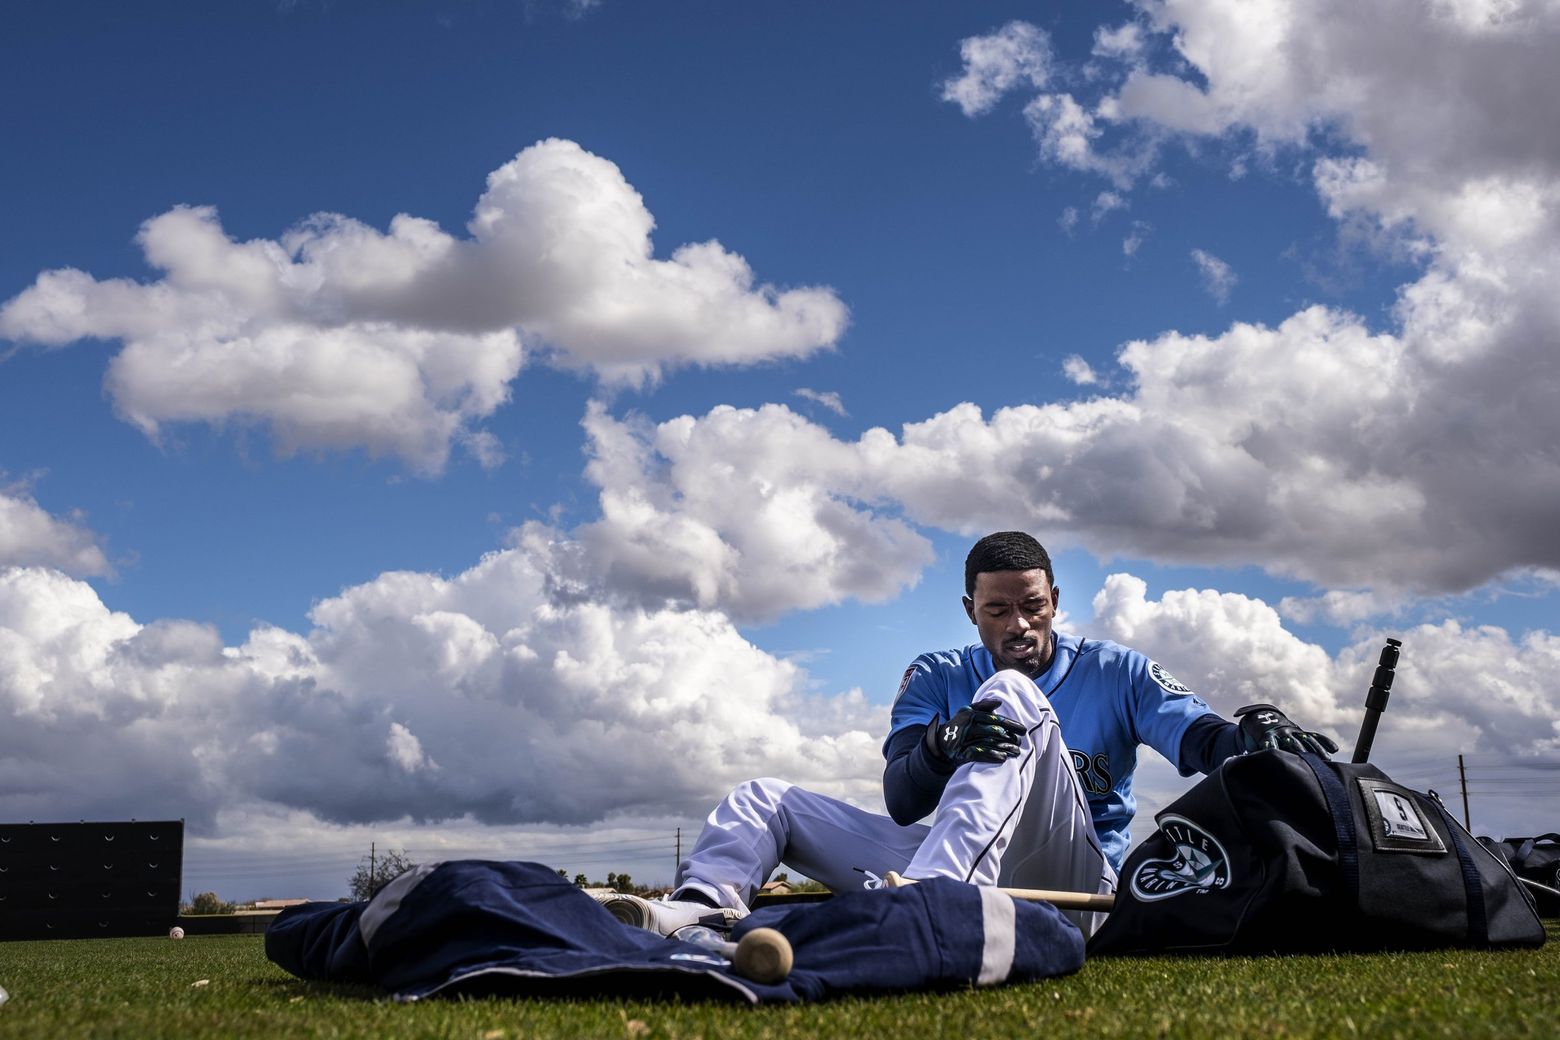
169, 926, 185, 940
0, 983, 9, 1007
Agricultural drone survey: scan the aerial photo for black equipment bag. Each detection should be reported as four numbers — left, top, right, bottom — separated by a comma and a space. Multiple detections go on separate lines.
1088, 750, 1545, 955
1478, 834, 1560, 917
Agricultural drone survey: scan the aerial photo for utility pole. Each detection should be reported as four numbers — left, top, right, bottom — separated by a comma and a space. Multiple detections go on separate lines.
675, 827, 681, 880
1457, 754, 1471, 830
370, 841, 376, 889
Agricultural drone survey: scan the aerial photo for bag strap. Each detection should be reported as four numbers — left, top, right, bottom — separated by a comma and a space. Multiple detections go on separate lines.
1299, 753, 1359, 903
1531, 833, 1560, 845
1427, 795, 1489, 945
1515, 839, 1537, 866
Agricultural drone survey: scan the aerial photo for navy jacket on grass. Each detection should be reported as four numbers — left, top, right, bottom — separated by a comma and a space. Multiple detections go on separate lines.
266, 860, 1084, 1003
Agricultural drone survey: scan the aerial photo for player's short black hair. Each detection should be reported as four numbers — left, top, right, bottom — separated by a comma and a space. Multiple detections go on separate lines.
964, 532, 1054, 598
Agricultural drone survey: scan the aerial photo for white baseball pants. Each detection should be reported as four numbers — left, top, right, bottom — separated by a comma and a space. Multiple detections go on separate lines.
673, 670, 1117, 937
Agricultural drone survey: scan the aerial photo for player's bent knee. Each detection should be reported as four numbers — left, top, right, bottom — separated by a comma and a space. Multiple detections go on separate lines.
980, 669, 1057, 718
726, 777, 794, 811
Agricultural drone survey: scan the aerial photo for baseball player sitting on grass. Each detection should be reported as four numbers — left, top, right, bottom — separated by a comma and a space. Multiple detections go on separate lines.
601, 532, 1336, 939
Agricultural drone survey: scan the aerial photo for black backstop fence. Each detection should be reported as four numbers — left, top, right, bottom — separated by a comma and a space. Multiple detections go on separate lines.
0, 820, 183, 940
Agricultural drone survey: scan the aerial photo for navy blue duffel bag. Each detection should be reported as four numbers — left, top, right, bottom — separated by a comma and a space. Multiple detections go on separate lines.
1090, 750, 1545, 954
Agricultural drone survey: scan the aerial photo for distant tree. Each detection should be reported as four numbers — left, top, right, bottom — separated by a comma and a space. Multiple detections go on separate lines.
348, 847, 417, 901
557, 868, 568, 879
569, 872, 653, 894
184, 891, 235, 915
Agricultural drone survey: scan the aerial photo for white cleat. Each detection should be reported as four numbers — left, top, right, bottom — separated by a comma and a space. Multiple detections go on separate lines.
590, 893, 745, 937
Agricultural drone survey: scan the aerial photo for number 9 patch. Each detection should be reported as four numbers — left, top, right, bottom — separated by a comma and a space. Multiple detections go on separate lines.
1356, 777, 1446, 854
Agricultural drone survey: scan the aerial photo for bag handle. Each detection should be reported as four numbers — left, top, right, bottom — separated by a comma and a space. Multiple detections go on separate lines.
1509, 834, 1560, 867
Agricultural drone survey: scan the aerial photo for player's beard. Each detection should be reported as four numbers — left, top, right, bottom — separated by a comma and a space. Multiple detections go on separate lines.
996, 632, 1052, 678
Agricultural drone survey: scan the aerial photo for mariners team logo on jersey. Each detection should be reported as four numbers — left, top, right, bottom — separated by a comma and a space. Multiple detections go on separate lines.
1129, 814, 1231, 901
1149, 661, 1192, 695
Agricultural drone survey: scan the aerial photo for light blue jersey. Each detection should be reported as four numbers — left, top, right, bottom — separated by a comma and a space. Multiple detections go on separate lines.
885, 632, 1212, 870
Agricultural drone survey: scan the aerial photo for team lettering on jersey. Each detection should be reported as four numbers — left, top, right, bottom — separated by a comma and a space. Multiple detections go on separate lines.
1069, 749, 1113, 795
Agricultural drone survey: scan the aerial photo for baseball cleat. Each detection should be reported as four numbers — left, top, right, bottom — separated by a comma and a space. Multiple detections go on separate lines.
590, 892, 744, 936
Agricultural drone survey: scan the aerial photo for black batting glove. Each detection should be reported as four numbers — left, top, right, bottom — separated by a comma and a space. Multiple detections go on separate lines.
1235, 703, 1340, 757
925, 698, 1026, 765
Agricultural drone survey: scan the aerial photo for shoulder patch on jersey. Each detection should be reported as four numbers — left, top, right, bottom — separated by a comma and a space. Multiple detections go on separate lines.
1129, 814, 1231, 902
1149, 661, 1192, 695
896, 665, 915, 698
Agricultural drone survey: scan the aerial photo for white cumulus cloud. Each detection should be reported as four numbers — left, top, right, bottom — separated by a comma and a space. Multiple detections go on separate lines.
1093, 22, 1146, 61
0, 484, 109, 577
561, 265, 1551, 603
909, 3, 1560, 603
558, 402, 933, 622
941, 20, 1052, 117
0, 139, 847, 474
6, 552, 1551, 860
1024, 93, 1148, 188
0, 551, 886, 833
1092, 190, 1128, 222
1089, 572, 1560, 757
1190, 248, 1237, 303
1122, 220, 1152, 256
794, 387, 848, 416
1062, 355, 1099, 385
386, 722, 437, 774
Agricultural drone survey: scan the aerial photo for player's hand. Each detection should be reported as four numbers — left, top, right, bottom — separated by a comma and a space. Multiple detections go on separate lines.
1235, 703, 1339, 757
925, 698, 1026, 765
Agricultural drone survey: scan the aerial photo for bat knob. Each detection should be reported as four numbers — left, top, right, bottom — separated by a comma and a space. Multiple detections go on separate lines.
732, 927, 793, 984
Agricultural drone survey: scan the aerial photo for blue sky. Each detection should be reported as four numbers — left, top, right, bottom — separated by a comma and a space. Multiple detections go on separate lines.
3, 0, 1558, 900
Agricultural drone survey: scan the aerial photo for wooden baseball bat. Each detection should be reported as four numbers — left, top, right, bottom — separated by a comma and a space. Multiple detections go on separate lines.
728, 927, 793, 984
883, 870, 1116, 911
677, 925, 794, 984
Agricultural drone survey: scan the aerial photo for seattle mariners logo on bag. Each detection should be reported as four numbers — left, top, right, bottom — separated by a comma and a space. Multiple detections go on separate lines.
1129, 814, 1231, 901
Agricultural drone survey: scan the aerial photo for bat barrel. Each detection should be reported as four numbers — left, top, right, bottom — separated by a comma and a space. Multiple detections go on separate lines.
1351, 638, 1402, 764
1351, 713, 1382, 764
672, 924, 794, 984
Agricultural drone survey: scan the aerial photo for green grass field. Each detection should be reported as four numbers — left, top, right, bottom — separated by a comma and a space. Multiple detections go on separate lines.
1, 926, 1556, 1039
